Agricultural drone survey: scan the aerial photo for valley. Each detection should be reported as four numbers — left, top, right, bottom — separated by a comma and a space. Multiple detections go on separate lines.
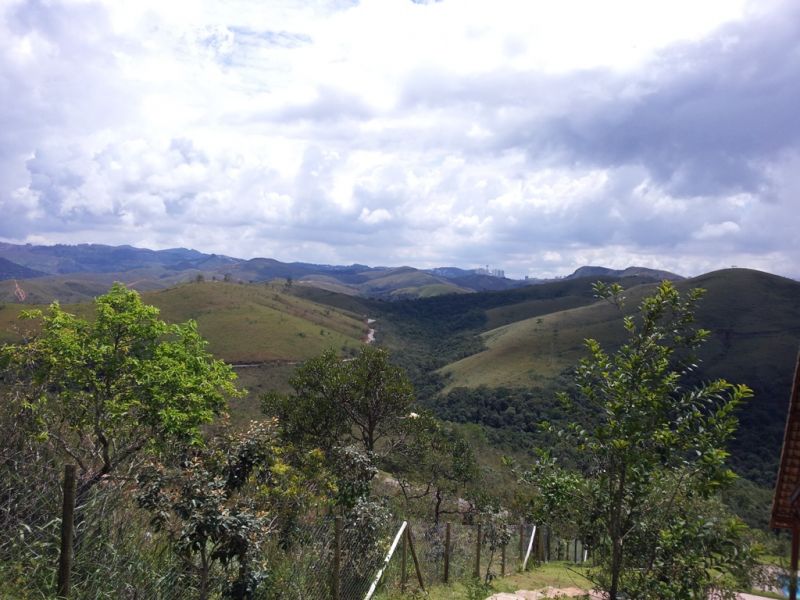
1, 243, 798, 527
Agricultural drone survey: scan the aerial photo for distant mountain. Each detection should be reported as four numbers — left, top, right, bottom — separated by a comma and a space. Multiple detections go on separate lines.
565, 265, 684, 281
0, 242, 228, 275
0, 242, 685, 301
0, 257, 47, 281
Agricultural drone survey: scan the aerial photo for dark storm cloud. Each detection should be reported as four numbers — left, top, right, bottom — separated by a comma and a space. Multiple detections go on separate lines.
398, 1, 800, 200
554, 13, 798, 198
538, 9, 800, 199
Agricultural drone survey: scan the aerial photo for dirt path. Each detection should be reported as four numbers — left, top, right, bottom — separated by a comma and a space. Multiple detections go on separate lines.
365, 318, 376, 343
487, 588, 600, 599
488, 591, 777, 600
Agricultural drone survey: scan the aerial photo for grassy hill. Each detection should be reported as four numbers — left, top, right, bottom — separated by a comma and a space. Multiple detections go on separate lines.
141, 282, 367, 363
3, 266, 795, 491
0, 280, 368, 365
433, 269, 800, 485
0, 280, 370, 430
0, 257, 46, 281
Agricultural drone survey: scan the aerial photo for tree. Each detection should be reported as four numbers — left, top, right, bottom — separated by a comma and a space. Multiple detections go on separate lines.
390, 412, 479, 524
0, 283, 242, 501
555, 281, 754, 599
263, 346, 415, 455
136, 420, 333, 600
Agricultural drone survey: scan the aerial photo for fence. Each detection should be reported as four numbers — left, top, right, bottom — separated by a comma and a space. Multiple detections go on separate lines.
372, 519, 589, 597
1, 457, 588, 599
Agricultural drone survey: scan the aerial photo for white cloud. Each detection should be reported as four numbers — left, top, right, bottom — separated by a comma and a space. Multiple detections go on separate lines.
0, 0, 797, 279
694, 221, 741, 240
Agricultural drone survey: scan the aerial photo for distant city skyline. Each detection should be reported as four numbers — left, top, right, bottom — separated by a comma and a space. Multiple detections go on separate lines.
1, 0, 799, 280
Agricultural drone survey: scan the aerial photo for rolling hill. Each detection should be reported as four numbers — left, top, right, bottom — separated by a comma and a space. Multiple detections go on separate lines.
0, 257, 46, 281
432, 269, 800, 485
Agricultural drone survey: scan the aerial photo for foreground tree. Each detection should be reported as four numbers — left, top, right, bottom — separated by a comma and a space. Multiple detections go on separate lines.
263, 346, 415, 455
390, 412, 479, 524
0, 283, 242, 500
553, 281, 755, 599
137, 420, 333, 600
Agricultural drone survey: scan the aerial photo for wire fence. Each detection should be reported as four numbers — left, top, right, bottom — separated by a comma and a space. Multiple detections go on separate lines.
1, 448, 587, 600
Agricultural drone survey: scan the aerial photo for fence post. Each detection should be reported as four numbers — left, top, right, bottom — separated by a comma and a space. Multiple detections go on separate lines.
401, 525, 407, 592
536, 524, 545, 562
518, 520, 524, 565
574, 539, 578, 563
474, 523, 482, 579
364, 521, 407, 600
406, 524, 425, 591
57, 464, 77, 599
332, 516, 341, 600
444, 522, 451, 584
545, 526, 551, 562
501, 540, 506, 577
522, 525, 536, 571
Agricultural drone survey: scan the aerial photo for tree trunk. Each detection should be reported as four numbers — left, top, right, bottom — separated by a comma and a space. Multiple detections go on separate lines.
199, 547, 210, 600
610, 535, 623, 600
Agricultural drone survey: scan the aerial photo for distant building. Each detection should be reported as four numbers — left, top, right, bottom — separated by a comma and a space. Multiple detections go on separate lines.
473, 266, 505, 278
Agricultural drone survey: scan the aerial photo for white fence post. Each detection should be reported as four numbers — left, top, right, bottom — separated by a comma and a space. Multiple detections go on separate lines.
364, 521, 408, 600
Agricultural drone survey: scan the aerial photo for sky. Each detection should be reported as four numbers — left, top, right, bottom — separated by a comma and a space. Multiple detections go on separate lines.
1, 0, 799, 279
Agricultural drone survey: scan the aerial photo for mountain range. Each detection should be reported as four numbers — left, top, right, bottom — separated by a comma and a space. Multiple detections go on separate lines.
0, 242, 682, 302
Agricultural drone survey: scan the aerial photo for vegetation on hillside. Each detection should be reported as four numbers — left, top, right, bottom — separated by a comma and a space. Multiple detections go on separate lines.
525, 281, 756, 599
0, 273, 794, 598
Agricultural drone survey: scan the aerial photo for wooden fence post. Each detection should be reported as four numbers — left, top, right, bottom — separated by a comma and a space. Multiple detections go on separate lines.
501, 541, 506, 577
406, 524, 425, 591
332, 516, 342, 600
57, 464, 77, 599
574, 539, 578, 563
474, 523, 482, 579
536, 525, 545, 562
444, 522, 451, 584
518, 521, 524, 565
545, 526, 551, 562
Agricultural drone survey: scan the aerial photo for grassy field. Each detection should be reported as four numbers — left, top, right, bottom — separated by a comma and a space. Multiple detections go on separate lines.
439, 299, 626, 390
1, 281, 368, 362
439, 269, 800, 390
143, 281, 367, 363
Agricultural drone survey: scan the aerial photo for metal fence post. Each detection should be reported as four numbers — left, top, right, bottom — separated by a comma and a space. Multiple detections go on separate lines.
57, 464, 77, 599
474, 523, 482, 579
332, 516, 341, 600
406, 524, 425, 591
444, 522, 451, 584
401, 524, 407, 592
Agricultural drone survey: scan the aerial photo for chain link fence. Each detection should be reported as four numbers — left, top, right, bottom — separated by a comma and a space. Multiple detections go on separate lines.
2, 446, 586, 599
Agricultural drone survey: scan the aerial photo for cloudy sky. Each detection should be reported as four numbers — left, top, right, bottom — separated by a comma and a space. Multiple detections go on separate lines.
1, 0, 798, 278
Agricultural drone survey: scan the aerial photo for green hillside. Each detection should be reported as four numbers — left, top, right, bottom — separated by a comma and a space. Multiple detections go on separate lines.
439, 299, 624, 389
434, 269, 800, 485
0, 281, 368, 363
141, 282, 366, 363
